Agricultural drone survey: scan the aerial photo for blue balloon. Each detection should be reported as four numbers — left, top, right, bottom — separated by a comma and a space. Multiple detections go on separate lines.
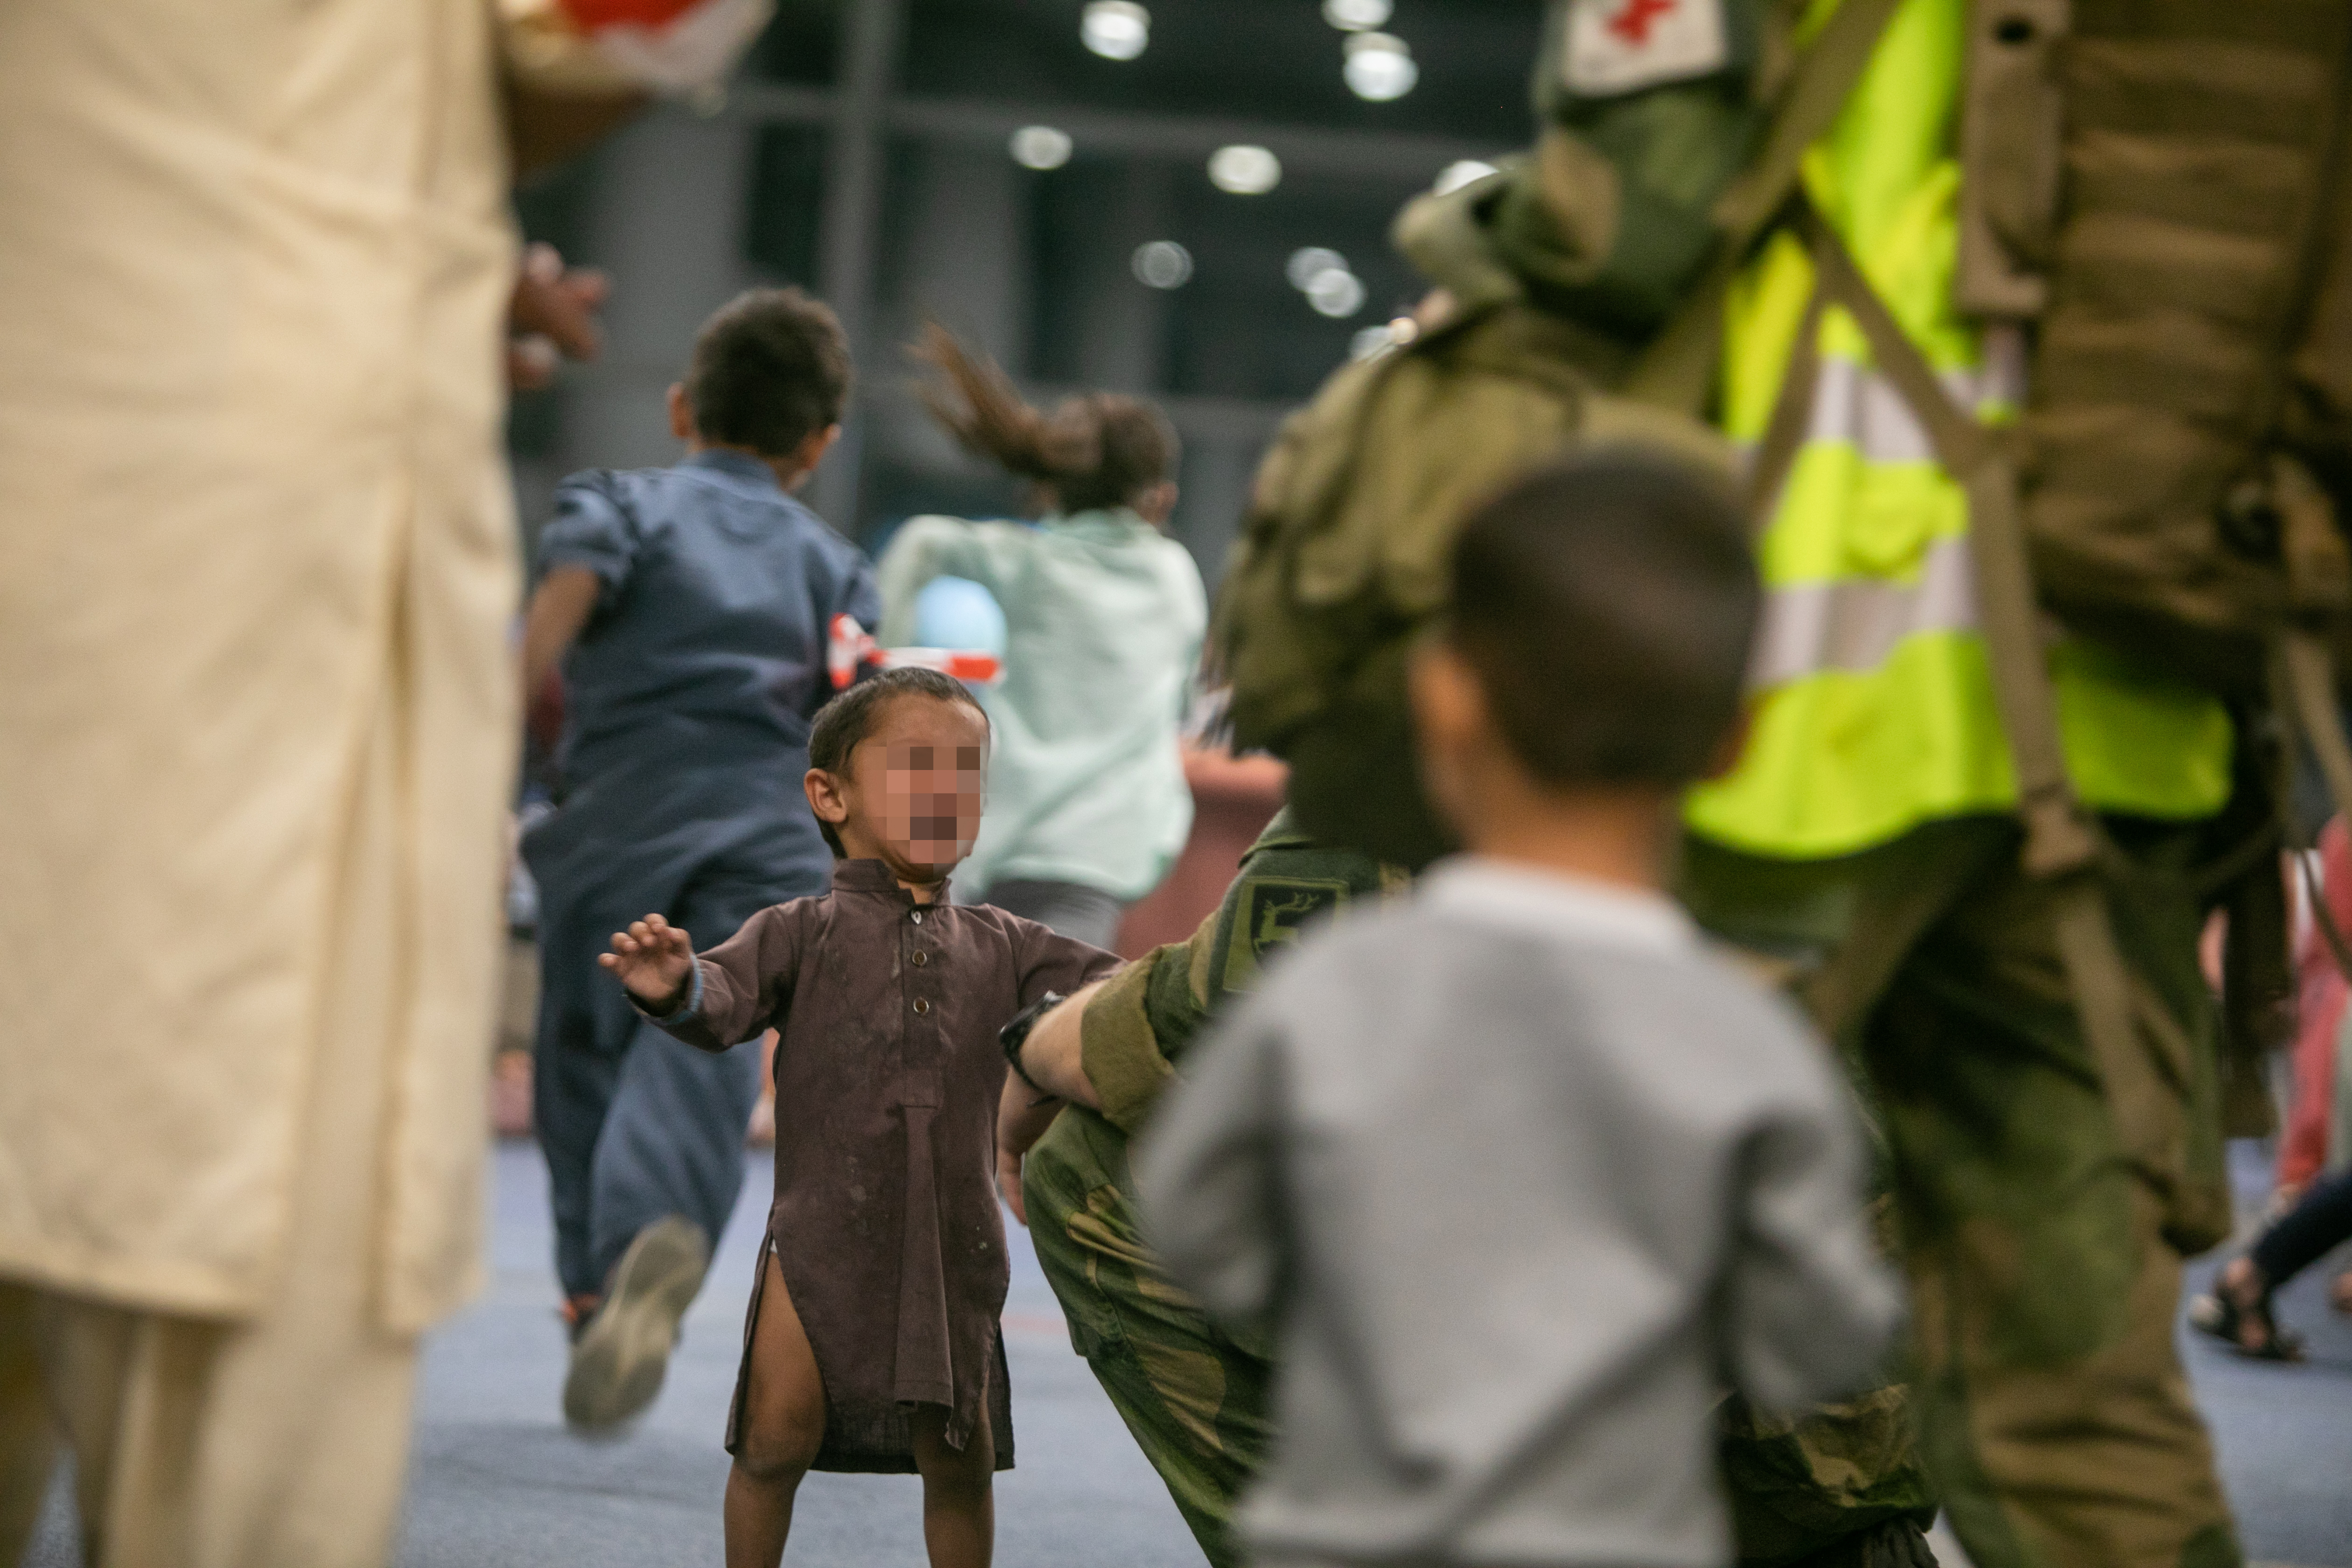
911, 575, 1008, 657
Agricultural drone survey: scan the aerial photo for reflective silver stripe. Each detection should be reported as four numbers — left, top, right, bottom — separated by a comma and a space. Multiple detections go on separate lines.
1746, 532, 1979, 691
1737, 328, 2022, 689
1737, 324, 2025, 476
1798, 340, 2023, 466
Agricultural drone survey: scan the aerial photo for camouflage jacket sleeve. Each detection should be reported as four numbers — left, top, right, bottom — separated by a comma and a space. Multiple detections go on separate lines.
1078, 807, 1404, 1136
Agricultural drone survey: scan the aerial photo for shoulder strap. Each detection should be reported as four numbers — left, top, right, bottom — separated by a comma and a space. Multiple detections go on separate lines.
1621, 0, 1909, 412
1793, 202, 2076, 861
1790, 198, 2196, 1188
1741, 280, 1828, 530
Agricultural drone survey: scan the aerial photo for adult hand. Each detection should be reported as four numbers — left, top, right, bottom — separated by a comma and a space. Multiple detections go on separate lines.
996, 1144, 1029, 1228
507, 241, 610, 390
996, 1071, 1067, 1228
599, 913, 694, 1010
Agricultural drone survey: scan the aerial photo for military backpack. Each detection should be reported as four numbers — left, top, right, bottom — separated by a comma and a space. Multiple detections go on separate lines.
1215, 0, 1902, 867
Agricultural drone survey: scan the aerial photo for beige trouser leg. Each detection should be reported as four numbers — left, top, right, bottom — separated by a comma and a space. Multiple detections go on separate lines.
2, 681, 423, 1568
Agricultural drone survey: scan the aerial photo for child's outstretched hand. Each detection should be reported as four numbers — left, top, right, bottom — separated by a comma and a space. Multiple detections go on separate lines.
600, 914, 696, 1012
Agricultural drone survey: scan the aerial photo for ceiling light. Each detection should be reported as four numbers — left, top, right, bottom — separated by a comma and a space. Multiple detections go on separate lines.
1081, 1, 1150, 61
1344, 32, 1418, 101
1208, 145, 1282, 195
1286, 247, 1349, 291
1433, 159, 1499, 195
1009, 125, 1074, 170
1308, 269, 1368, 318
1323, 0, 1393, 30
1132, 240, 1194, 289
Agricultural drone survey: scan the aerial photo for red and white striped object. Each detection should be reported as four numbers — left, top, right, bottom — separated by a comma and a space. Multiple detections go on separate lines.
501, 0, 772, 95
827, 615, 1002, 691
882, 648, 1005, 684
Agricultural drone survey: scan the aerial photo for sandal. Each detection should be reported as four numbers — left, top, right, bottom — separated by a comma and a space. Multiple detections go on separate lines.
2188, 1265, 2303, 1361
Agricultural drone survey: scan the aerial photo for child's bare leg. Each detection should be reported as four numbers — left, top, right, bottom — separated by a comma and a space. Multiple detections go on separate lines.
910, 1403, 995, 1568
724, 1251, 826, 1568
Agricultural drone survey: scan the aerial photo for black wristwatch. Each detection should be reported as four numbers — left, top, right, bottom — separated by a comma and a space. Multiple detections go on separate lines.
999, 992, 1066, 1095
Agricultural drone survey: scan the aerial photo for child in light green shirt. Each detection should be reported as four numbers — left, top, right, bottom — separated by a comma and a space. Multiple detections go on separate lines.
877, 329, 1206, 947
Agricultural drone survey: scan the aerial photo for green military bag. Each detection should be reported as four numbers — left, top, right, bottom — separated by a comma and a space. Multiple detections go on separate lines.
1958, 0, 2352, 701
1214, 262, 1731, 868
1211, 0, 1904, 868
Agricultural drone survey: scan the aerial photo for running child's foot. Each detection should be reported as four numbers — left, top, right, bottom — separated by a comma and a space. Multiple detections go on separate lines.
564, 1215, 711, 1431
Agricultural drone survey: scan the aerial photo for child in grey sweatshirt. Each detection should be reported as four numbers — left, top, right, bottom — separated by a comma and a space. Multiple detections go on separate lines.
1138, 451, 1900, 1568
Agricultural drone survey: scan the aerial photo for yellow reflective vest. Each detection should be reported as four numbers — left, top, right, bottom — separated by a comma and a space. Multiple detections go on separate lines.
1682, 0, 2233, 862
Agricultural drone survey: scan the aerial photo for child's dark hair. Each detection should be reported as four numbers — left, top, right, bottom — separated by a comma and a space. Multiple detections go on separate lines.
806, 667, 992, 857
1447, 448, 1757, 787
911, 325, 1178, 516
686, 287, 853, 459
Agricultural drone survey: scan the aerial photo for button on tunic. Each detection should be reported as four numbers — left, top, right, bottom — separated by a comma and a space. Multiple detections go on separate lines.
652, 860, 1121, 1470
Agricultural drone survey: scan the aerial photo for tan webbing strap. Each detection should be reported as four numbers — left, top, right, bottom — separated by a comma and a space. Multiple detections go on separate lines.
2050, 886, 2183, 1178
2260, 648, 2352, 981
1623, 0, 1908, 413
1792, 201, 2174, 1172
2269, 633, 2352, 983
2296, 846, 2352, 985
1795, 203, 2097, 877
1744, 275, 1829, 530
1710, 0, 1912, 242
2278, 629, 2352, 828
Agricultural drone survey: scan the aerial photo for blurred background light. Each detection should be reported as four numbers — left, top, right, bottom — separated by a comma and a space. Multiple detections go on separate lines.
1285, 246, 1349, 291
1009, 125, 1075, 170
1081, 0, 1151, 61
1434, 159, 1498, 195
1131, 239, 1196, 289
504, 0, 1554, 594
1343, 32, 1418, 101
1323, 0, 1394, 30
1307, 268, 1367, 318
1208, 144, 1282, 195
1350, 323, 1398, 359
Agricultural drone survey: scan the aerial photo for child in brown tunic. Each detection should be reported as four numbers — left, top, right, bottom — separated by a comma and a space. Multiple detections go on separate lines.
601, 667, 1122, 1568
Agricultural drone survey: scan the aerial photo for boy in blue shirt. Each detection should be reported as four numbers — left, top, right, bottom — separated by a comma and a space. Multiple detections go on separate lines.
519, 287, 879, 1431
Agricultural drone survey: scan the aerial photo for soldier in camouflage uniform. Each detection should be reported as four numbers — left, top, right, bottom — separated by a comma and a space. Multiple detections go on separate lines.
1006, 808, 1937, 1568
1012, 810, 1401, 1568
1505, 2, 2259, 1561
1176, 0, 2271, 1557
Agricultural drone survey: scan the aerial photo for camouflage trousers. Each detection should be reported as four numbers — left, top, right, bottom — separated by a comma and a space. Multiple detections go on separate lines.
1024, 1103, 1934, 1568
1845, 819, 2242, 1568
1024, 1104, 1274, 1568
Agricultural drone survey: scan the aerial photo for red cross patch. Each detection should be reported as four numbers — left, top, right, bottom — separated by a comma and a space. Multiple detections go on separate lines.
1563, 0, 1729, 96
1608, 0, 1679, 45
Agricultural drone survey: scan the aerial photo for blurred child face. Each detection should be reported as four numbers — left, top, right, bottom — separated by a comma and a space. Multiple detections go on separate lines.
809, 694, 990, 883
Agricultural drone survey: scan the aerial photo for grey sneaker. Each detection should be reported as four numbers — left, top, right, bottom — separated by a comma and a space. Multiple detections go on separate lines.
563, 1216, 710, 1431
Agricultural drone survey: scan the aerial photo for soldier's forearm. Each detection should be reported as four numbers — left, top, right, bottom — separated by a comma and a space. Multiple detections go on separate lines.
1018, 982, 1107, 1109
1078, 944, 1188, 1134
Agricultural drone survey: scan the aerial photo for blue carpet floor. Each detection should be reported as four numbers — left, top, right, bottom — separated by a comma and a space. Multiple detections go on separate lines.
22, 1139, 2349, 1566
